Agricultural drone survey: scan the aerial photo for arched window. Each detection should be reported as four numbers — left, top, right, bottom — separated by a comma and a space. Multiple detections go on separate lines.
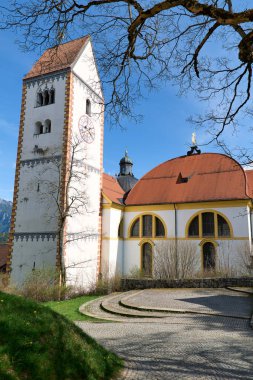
155, 217, 165, 237
37, 91, 43, 107
188, 215, 199, 237
118, 219, 124, 238
202, 212, 214, 237
49, 88, 55, 104
187, 211, 231, 238
44, 90, 50, 106
35, 121, 43, 135
130, 218, 140, 237
44, 119, 51, 133
142, 215, 152, 237
203, 242, 215, 271
142, 243, 153, 276
86, 99, 91, 116
217, 215, 230, 237
129, 215, 166, 238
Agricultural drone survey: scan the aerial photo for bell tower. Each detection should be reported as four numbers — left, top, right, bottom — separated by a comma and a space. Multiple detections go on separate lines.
8, 36, 104, 287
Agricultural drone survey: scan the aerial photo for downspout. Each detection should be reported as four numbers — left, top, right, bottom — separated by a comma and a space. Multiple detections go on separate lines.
173, 203, 178, 279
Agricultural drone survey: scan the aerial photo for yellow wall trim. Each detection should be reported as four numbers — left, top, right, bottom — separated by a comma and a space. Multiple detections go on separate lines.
125, 200, 249, 212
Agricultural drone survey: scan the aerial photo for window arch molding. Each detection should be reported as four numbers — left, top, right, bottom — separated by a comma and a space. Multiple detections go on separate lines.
200, 240, 218, 273
185, 210, 234, 239
128, 212, 167, 239
139, 239, 155, 277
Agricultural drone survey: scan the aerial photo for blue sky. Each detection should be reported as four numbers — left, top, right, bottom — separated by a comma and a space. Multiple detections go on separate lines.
0, 25, 251, 201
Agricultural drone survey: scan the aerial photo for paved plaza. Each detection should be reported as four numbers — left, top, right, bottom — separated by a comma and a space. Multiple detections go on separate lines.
78, 288, 253, 379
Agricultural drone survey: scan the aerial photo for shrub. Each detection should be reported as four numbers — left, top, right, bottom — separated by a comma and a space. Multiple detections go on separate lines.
17, 268, 72, 301
154, 240, 198, 280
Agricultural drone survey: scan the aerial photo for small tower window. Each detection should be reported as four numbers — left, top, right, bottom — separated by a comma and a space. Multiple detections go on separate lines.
44, 119, 51, 133
86, 99, 91, 116
44, 90, 50, 106
36, 87, 55, 107
37, 91, 43, 107
35, 121, 43, 135
49, 88, 55, 104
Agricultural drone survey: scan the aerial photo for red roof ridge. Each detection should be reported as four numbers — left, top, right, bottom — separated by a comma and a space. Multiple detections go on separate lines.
24, 35, 89, 80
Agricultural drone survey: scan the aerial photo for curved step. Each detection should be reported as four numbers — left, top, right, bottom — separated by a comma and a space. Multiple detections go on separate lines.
119, 292, 250, 320
100, 293, 168, 318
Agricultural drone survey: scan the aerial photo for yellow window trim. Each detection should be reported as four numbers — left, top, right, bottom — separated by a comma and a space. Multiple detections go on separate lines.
140, 240, 154, 277
185, 209, 234, 239
200, 239, 217, 273
128, 212, 167, 239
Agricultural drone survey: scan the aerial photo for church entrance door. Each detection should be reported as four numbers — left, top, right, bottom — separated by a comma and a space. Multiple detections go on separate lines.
203, 242, 215, 271
142, 243, 152, 277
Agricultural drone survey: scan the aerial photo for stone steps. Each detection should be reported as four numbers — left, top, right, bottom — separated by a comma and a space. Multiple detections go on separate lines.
79, 289, 252, 322
100, 293, 168, 319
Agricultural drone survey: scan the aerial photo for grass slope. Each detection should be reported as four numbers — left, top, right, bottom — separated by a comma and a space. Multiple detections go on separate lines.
44, 295, 100, 321
0, 291, 122, 380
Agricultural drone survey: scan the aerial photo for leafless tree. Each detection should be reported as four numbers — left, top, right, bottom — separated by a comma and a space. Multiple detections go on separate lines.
2, 1, 253, 157
237, 241, 253, 276
154, 240, 198, 279
37, 136, 97, 285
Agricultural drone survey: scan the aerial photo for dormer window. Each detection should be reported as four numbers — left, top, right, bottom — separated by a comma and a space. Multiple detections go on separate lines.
36, 87, 55, 107
86, 99, 91, 116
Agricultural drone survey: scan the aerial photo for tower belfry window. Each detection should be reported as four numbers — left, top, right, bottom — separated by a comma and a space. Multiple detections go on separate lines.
36, 87, 55, 107
44, 90, 49, 106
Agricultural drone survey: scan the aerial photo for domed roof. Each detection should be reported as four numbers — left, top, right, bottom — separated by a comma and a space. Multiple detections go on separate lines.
125, 153, 250, 205
120, 150, 133, 165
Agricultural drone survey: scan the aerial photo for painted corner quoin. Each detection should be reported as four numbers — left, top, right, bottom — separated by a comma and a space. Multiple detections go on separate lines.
6, 83, 27, 277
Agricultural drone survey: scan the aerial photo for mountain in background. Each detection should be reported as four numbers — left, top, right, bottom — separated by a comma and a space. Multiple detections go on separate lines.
0, 199, 12, 238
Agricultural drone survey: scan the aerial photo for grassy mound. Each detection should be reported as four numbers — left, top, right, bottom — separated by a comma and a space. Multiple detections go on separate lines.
0, 291, 122, 380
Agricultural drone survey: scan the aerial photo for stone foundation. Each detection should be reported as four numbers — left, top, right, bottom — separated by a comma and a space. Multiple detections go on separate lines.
121, 277, 253, 291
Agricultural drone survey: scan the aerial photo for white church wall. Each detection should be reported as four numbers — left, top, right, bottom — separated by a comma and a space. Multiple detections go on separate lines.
64, 50, 103, 287
121, 204, 250, 277
10, 75, 67, 285
11, 236, 57, 286
14, 161, 60, 233
101, 207, 123, 276
72, 40, 103, 98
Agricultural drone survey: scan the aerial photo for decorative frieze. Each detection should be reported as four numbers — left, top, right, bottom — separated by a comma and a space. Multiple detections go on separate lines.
14, 232, 57, 242
25, 71, 67, 88
20, 155, 61, 167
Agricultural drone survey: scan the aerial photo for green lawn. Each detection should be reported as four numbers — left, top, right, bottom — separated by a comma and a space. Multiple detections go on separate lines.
44, 295, 101, 321
0, 291, 122, 380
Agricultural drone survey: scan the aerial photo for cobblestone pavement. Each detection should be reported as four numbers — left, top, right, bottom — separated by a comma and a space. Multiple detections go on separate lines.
123, 288, 253, 318
78, 289, 253, 379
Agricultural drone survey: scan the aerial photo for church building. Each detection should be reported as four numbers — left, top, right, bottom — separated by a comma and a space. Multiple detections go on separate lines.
8, 36, 253, 286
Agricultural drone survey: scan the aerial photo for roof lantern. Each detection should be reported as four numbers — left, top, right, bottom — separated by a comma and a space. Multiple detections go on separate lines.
117, 150, 138, 192
119, 150, 133, 175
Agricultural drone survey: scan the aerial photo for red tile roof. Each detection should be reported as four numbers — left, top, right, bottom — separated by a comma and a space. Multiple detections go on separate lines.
0, 244, 8, 270
103, 173, 125, 205
125, 153, 250, 205
245, 170, 253, 198
24, 36, 89, 79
